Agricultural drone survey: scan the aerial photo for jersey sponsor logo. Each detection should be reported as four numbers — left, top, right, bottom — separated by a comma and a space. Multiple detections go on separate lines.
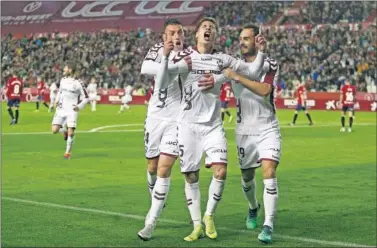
166, 141, 178, 146
201, 57, 212, 61
211, 148, 227, 154
191, 69, 222, 75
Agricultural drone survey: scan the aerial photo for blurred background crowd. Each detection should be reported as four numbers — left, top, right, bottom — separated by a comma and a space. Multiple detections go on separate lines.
1, 1, 376, 94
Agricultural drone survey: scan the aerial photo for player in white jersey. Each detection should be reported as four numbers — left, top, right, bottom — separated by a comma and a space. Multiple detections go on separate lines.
137, 19, 202, 241
222, 24, 281, 244
169, 17, 266, 241
87, 77, 97, 112
119, 84, 133, 113
51, 62, 89, 159
48, 81, 58, 112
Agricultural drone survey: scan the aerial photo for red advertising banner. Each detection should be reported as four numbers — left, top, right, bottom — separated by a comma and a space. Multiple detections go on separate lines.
1, 1, 210, 35
2, 88, 376, 112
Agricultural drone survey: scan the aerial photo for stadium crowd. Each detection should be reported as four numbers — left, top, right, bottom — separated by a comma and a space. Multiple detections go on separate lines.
1, 1, 376, 94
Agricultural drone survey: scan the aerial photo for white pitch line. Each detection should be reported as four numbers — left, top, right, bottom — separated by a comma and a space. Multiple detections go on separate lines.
2, 123, 376, 136
2, 197, 375, 248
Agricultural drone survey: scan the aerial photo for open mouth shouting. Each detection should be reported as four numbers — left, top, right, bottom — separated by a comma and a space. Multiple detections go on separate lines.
204, 31, 211, 41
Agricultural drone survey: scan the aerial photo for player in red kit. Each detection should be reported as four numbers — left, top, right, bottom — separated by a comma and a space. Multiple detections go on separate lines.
5, 72, 24, 125
339, 79, 356, 132
220, 82, 233, 123
290, 82, 313, 125
36, 77, 49, 112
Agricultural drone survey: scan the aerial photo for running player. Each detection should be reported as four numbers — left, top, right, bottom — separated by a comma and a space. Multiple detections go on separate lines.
290, 82, 313, 125
339, 79, 356, 132
119, 84, 133, 113
48, 79, 59, 112
220, 82, 233, 123
5, 72, 23, 125
36, 76, 49, 112
221, 24, 281, 244
51, 62, 89, 159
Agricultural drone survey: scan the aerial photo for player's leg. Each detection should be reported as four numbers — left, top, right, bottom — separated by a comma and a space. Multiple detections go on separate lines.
64, 112, 78, 159
348, 108, 354, 132
257, 131, 282, 244
179, 123, 204, 242
36, 96, 40, 111
7, 100, 15, 124
340, 107, 346, 132
224, 103, 233, 123
304, 109, 313, 125
48, 96, 55, 112
221, 108, 225, 122
14, 107, 19, 124
138, 123, 178, 240
203, 124, 228, 239
92, 99, 97, 111
236, 134, 260, 229
51, 112, 66, 134
290, 107, 299, 125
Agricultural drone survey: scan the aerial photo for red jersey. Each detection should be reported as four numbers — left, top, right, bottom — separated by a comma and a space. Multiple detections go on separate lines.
37, 81, 46, 95
6, 77, 23, 100
341, 84, 356, 106
220, 83, 232, 102
296, 85, 306, 105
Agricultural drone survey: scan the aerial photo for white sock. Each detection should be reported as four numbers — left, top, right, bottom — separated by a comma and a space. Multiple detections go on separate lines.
124, 104, 130, 110
185, 181, 201, 226
59, 127, 67, 133
65, 135, 74, 154
120, 105, 124, 112
146, 177, 170, 225
241, 178, 258, 209
147, 171, 157, 197
91, 101, 96, 111
263, 178, 278, 229
205, 177, 225, 216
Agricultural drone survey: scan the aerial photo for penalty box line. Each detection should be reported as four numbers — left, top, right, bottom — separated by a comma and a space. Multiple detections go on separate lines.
2, 197, 375, 248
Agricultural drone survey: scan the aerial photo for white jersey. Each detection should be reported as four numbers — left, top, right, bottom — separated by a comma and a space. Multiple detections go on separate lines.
49, 82, 58, 97
234, 58, 280, 135
173, 47, 265, 124
56, 77, 88, 111
125, 85, 133, 96
141, 42, 184, 121
87, 83, 97, 95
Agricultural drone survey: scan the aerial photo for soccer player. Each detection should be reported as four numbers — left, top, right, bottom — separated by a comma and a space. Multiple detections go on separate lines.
221, 24, 281, 244
36, 76, 49, 112
51, 62, 89, 159
5, 72, 23, 125
290, 82, 313, 125
171, 17, 266, 241
220, 82, 233, 123
87, 77, 98, 112
339, 79, 356, 132
48, 80, 59, 112
119, 84, 133, 113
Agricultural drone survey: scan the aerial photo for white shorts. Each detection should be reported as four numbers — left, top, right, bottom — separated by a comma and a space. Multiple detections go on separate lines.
122, 95, 132, 104
178, 121, 227, 173
89, 94, 97, 101
52, 110, 78, 128
144, 116, 178, 159
236, 129, 282, 169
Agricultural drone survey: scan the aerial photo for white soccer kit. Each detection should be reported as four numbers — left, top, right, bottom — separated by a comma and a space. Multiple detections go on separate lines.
140, 43, 188, 158
49, 82, 58, 103
172, 47, 266, 172
234, 57, 282, 169
122, 85, 133, 104
87, 83, 97, 101
52, 77, 89, 128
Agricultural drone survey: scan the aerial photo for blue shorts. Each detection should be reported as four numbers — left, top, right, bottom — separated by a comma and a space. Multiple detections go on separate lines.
221, 101, 229, 109
296, 104, 306, 111
7, 99, 20, 108
37, 95, 44, 101
342, 106, 354, 112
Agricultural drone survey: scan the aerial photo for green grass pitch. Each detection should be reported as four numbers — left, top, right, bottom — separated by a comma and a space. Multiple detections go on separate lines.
1, 102, 376, 247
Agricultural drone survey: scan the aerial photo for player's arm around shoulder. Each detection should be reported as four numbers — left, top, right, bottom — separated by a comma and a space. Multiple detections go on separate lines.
74, 80, 89, 112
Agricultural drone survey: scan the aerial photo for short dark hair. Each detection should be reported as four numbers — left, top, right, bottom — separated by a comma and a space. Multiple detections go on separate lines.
195, 17, 219, 33
240, 24, 259, 36
65, 60, 77, 73
163, 18, 182, 31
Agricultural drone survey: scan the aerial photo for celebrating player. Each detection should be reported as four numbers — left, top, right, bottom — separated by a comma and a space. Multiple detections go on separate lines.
290, 81, 313, 125
221, 24, 281, 244
137, 19, 194, 240
220, 82, 233, 123
51, 62, 89, 159
339, 79, 356, 132
87, 77, 98, 112
172, 17, 266, 241
36, 76, 49, 112
5, 72, 23, 125
119, 84, 133, 113
48, 80, 59, 112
